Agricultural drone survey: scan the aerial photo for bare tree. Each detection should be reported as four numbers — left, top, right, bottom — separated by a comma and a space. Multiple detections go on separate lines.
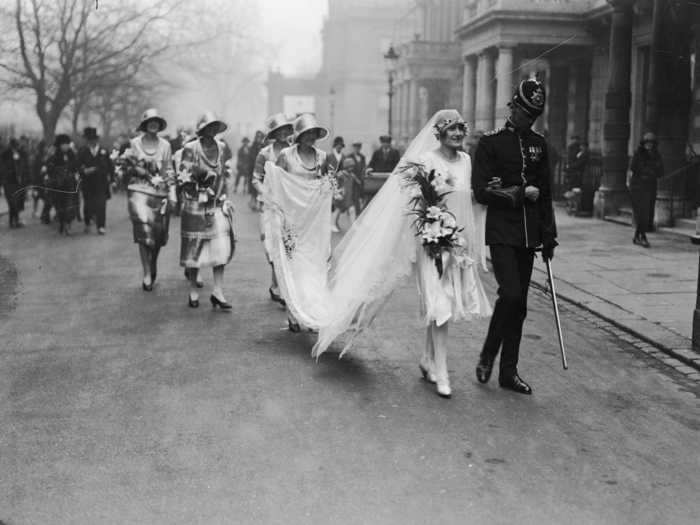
0, 0, 180, 141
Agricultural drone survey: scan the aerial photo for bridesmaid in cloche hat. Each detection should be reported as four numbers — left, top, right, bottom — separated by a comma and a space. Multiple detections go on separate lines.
251, 113, 294, 307
45, 133, 79, 235
122, 108, 176, 292
177, 111, 236, 310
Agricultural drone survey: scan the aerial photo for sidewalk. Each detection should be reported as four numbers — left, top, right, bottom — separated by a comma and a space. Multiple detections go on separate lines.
530, 208, 700, 369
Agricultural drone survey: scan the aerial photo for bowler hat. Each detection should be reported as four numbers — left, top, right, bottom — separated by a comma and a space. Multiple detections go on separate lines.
138, 108, 167, 133
83, 127, 99, 140
292, 113, 329, 143
264, 113, 293, 141
196, 111, 228, 136
379, 135, 392, 143
510, 79, 546, 119
54, 134, 71, 147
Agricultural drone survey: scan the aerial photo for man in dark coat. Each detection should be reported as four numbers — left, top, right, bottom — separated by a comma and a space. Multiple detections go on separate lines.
471, 79, 558, 395
367, 135, 400, 174
77, 127, 114, 234
235, 137, 251, 194
0, 138, 29, 228
349, 141, 366, 211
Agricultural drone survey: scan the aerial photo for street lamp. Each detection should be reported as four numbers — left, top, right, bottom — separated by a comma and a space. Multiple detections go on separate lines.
384, 44, 400, 137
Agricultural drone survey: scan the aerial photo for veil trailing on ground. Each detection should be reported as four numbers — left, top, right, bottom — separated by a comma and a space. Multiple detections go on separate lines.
312, 111, 488, 358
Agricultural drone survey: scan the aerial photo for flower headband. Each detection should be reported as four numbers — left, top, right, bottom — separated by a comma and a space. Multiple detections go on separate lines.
433, 118, 468, 137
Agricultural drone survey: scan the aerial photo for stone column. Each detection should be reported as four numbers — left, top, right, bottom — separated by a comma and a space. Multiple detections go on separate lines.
408, 79, 418, 137
594, 0, 634, 219
475, 50, 495, 131
462, 55, 477, 126
495, 46, 514, 121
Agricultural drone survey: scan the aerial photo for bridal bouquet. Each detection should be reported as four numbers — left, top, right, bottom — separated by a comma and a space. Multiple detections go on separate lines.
177, 164, 218, 204
400, 162, 466, 277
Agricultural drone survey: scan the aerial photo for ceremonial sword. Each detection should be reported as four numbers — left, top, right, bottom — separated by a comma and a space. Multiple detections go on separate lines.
543, 256, 568, 370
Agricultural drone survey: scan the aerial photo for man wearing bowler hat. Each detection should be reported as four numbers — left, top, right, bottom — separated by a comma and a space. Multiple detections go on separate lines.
367, 134, 400, 175
77, 127, 114, 234
471, 79, 558, 395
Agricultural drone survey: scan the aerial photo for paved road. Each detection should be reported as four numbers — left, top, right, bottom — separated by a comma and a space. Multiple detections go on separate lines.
1, 194, 698, 525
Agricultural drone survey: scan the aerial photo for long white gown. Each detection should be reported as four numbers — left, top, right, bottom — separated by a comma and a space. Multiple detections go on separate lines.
263, 111, 492, 358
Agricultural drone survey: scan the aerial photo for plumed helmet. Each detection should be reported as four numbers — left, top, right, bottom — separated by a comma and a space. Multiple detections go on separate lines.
292, 113, 329, 143
510, 79, 546, 118
264, 113, 293, 141
137, 108, 167, 133
196, 111, 228, 136
432, 109, 467, 136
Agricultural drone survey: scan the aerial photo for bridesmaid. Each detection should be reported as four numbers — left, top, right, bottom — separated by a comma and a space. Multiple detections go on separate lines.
124, 108, 176, 291
177, 111, 236, 309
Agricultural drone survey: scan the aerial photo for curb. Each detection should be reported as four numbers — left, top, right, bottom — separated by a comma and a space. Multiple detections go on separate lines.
528, 271, 700, 373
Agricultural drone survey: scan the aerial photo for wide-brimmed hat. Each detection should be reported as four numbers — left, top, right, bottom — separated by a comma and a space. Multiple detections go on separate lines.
138, 108, 167, 133
83, 127, 99, 140
432, 109, 467, 136
510, 79, 546, 119
54, 134, 71, 147
196, 111, 228, 136
293, 113, 329, 143
264, 113, 293, 141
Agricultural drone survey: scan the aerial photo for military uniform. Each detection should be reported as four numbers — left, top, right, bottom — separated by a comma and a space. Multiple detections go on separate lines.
471, 79, 558, 394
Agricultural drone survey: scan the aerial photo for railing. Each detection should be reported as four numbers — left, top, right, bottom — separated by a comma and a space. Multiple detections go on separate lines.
657, 161, 699, 220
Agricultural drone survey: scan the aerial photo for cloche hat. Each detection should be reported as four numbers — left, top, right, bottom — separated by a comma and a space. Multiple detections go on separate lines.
264, 113, 293, 141
83, 127, 99, 140
432, 109, 467, 136
137, 108, 167, 133
510, 79, 546, 119
292, 113, 329, 143
196, 111, 228, 136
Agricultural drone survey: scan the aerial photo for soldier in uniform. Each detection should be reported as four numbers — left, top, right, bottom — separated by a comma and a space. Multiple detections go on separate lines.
471, 79, 558, 395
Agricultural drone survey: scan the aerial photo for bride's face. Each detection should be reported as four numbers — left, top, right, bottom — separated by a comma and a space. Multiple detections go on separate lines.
441, 126, 465, 150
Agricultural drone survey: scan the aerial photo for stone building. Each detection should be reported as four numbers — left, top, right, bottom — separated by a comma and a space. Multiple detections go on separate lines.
267, 0, 417, 150
390, 0, 699, 224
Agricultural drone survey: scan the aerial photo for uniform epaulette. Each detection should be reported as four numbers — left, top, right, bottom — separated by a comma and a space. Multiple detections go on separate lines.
483, 127, 505, 137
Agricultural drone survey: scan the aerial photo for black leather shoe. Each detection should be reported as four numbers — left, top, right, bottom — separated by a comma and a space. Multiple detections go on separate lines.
499, 374, 532, 395
210, 295, 232, 310
476, 355, 495, 384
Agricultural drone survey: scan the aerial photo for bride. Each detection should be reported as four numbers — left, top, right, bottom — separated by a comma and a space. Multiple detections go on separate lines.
264, 109, 491, 398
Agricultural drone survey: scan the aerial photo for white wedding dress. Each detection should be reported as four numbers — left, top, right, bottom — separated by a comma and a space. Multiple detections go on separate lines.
262, 112, 491, 358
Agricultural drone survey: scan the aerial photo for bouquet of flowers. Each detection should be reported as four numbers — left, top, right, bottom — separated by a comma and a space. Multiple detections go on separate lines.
320, 169, 344, 201
118, 148, 170, 192
400, 161, 466, 277
177, 163, 218, 203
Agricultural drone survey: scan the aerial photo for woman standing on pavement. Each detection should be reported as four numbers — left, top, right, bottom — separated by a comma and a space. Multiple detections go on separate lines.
177, 111, 236, 309
122, 108, 176, 291
628, 132, 664, 248
261, 113, 332, 332
46, 134, 79, 235
251, 113, 294, 307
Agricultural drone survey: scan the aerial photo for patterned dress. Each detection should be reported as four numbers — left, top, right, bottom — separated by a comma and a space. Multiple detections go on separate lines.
178, 139, 235, 269
126, 135, 174, 248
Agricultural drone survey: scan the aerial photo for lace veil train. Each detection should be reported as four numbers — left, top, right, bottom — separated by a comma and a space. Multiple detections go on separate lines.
312, 111, 487, 358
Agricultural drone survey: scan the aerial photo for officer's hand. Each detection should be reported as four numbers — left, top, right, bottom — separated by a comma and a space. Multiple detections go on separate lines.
542, 245, 555, 261
525, 185, 540, 202
487, 177, 502, 189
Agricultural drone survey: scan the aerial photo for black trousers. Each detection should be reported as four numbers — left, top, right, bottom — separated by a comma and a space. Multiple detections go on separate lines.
481, 244, 535, 377
630, 186, 653, 236
83, 191, 107, 228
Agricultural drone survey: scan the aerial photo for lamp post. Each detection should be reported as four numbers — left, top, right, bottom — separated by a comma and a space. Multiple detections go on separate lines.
384, 45, 400, 137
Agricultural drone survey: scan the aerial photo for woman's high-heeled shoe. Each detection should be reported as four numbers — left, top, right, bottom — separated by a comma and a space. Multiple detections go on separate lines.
210, 295, 232, 310
188, 295, 199, 308
436, 379, 452, 399
142, 279, 153, 292
269, 287, 286, 306
419, 361, 437, 384
288, 318, 301, 332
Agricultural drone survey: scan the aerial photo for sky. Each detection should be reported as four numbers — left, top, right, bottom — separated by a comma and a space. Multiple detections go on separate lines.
258, 0, 328, 76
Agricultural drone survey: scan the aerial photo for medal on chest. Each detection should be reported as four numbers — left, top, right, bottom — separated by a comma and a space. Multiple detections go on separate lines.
526, 145, 543, 163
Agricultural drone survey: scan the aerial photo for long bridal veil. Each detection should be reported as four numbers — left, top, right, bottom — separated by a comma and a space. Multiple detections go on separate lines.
312, 111, 488, 358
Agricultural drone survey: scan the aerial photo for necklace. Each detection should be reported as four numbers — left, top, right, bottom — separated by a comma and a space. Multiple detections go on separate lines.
296, 145, 318, 171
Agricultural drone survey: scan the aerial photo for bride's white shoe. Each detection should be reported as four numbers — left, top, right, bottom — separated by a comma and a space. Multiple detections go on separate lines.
436, 377, 452, 398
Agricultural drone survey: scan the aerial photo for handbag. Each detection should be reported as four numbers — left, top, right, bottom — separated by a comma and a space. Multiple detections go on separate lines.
487, 185, 523, 208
